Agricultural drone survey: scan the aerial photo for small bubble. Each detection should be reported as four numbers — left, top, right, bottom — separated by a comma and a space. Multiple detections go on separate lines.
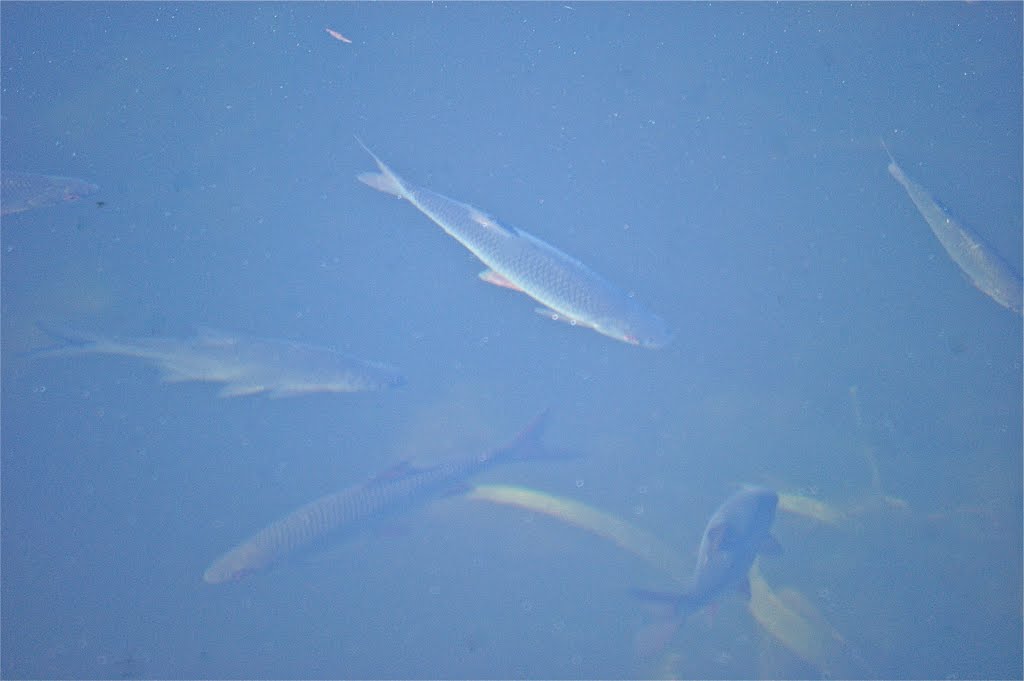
33, 385, 47, 394
575, 479, 584, 488
633, 504, 645, 517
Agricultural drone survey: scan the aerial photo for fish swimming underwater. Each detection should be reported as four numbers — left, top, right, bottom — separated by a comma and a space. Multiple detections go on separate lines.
884, 143, 1023, 315
32, 324, 404, 398
203, 411, 572, 583
356, 141, 671, 348
1, 171, 99, 216
631, 486, 781, 654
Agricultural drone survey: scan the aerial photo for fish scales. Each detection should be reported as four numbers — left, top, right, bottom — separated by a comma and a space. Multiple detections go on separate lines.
1, 171, 98, 215
885, 151, 1022, 314
357, 142, 671, 348
204, 413, 564, 583
411, 182, 638, 325
204, 477, 420, 584
32, 325, 404, 397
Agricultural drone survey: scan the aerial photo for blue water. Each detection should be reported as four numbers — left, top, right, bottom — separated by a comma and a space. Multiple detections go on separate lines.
2, 3, 1021, 679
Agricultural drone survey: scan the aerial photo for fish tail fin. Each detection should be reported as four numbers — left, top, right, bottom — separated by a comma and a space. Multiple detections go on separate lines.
25, 322, 105, 358
497, 409, 579, 464
629, 589, 688, 657
354, 136, 406, 199
879, 136, 895, 164
879, 136, 905, 179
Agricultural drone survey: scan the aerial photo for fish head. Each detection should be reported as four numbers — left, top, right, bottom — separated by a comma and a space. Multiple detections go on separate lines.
714, 486, 779, 541
691, 487, 779, 594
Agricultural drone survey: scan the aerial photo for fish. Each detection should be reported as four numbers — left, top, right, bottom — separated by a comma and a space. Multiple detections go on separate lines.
469, 484, 865, 676
883, 143, 1023, 314
356, 141, 672, 348
31, 324, 404, 398
203, 411, 572, 583
468, 484, 689, 583
325, 27, 352, 43
1, 171, 99, 216
630, 486, 781, 654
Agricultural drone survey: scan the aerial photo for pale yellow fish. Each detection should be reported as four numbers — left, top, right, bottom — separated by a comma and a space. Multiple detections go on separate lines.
749, 559, 872, 677
468, 484, 864, 676
467, 484, 688, 582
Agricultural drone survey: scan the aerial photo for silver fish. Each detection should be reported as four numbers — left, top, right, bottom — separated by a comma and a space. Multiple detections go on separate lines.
203, 411, 570, 583
356, 141, 671, 348
884, 144, 1022, 315
33, 324, 404, 398
1, 171, 99, 216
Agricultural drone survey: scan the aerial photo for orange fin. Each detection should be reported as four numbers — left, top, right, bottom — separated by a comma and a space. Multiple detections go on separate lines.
478, 269, 523, 291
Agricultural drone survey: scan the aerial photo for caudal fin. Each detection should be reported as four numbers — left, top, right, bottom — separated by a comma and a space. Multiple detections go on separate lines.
354, 137, 406, 199
26, 322, 105, 358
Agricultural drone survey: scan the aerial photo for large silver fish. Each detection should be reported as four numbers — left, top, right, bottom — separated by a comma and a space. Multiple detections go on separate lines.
203, 411, 571, 583
1, 171, 99, 216
33, 325, 404, 398
356, 141, 671, 348
631, 486, 781, 654
884, 145, 1022, 315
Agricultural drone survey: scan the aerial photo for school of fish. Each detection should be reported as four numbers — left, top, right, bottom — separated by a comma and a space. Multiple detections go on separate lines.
8, 129, 1019, 678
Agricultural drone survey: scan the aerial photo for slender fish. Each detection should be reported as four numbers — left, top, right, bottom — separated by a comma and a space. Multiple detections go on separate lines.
1, 171, 98, 216
356, 141, 671, 348
32, 324, 404, 397
203, 412, 570, 583
884, 143, 1022, 314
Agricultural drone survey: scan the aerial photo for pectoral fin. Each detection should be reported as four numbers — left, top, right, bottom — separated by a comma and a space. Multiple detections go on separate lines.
218, 382, 266, 398
479, 269, 524, 292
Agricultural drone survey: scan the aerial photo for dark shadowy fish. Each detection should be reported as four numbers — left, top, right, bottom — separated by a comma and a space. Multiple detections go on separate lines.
203, 411, 570, 583
32, 324, 404, 397
1, 171, 99, 216
884, 144, 1022, 314
631, 486, 781, 654
356, 140, 671, 348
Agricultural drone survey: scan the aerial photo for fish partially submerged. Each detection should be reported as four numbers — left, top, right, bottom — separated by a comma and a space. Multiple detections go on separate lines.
631, 486, 781, 654
32, 325, 404, 398
1, 171, 99, 216
356, 141, 671, 348
884, 143, 1022, 315
204, 411, 572, 583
